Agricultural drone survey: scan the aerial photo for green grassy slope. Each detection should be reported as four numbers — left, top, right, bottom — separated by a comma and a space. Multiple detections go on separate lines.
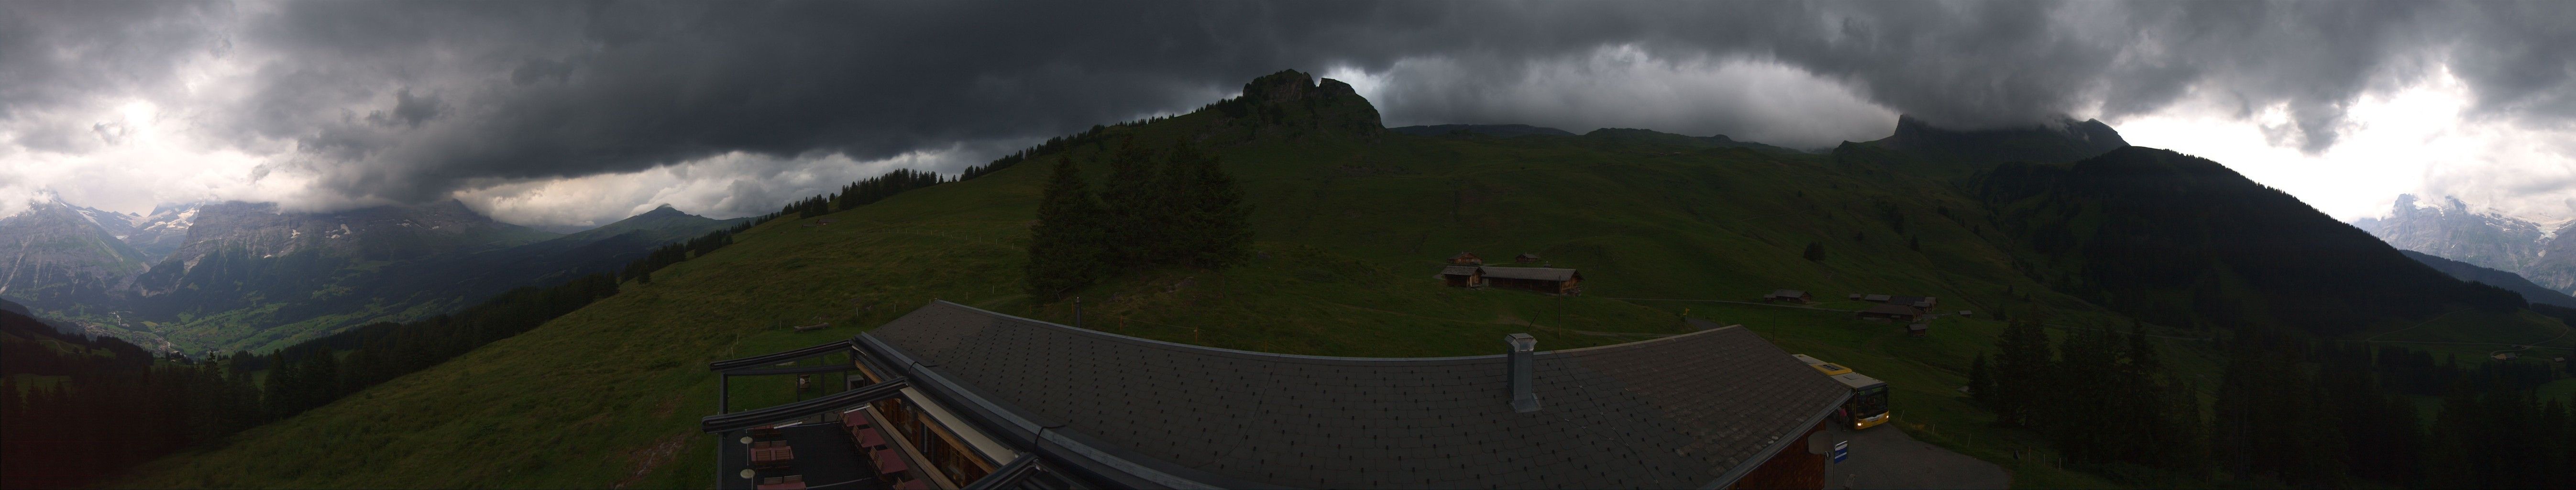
113, 104, 2147, 489
112, 74, 2553, 488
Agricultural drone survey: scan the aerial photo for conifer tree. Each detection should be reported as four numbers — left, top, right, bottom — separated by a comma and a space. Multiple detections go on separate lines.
1098, 141, 1167, 269
1803, 242, 1826, 262
1025, 157, 1109, 300
1160, 144, 1253, 269
1989, 319, 2053, 427
1967, 353, 1996, 408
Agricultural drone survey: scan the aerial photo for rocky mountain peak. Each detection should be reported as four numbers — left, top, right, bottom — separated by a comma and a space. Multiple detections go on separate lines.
638, 203, 686, 218
1877, 114, 2129, 165
2358, 193, 2576, 295
1203, 69, 1384, 142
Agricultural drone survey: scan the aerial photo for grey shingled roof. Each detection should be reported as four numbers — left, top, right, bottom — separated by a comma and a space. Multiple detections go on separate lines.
861, 301, 1849, 489
1440, 265, 1481, 276
1478, 266, 1578, 281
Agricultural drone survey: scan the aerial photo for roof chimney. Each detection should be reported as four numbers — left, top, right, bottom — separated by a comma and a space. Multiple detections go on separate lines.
1507, 333, 1541, 412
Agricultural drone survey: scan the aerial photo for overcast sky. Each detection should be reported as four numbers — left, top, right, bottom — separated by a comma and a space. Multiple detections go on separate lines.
4, 1, 2571, 228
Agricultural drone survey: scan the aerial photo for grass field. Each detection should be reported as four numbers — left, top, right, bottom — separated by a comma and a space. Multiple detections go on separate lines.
107, 104, 2559, 489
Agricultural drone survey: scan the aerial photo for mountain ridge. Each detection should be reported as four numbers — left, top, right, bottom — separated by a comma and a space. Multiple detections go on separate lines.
106, 69, 2575, 489
2399, 249, 2576, 309
2355, 193, 2576, 295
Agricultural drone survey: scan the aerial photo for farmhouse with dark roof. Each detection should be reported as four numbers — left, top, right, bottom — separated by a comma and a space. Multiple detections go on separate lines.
1856, 303, 1925, 322
1764, 289, 1816, 303
1438, 265, 1484, 288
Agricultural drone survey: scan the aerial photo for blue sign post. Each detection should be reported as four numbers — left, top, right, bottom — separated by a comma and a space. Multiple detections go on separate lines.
1832, 441, 1849, 463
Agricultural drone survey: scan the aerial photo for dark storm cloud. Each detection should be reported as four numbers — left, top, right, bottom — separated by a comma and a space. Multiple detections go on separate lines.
10, 1, 2571, 206
0, 0, 233, 152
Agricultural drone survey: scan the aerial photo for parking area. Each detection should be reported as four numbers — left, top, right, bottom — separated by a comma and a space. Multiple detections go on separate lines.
1824, 424, 2011, 489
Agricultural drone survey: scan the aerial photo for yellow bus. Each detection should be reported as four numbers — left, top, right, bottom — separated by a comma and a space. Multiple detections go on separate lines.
1794, 354, 1891, 430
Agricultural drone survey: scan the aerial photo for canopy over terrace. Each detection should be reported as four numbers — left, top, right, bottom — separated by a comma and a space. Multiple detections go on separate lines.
709, 301, 1851, 489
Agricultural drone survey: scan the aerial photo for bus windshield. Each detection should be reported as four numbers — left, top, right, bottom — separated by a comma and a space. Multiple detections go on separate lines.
1848, 385, 1890, 418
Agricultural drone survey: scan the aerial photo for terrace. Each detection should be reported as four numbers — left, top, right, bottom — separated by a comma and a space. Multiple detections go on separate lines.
705, 339, 1042, 490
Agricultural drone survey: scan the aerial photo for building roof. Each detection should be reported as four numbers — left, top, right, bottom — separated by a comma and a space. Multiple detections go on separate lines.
1478, 266, 1579, 281
1440, 265, 1482, 276
1888, 296, 1935, 306
1862, 294, 1892, 302
1828, 372, 1885, 390
859, 301, 1849, 489
1768, 289, 1808, 298
1859, 304, 1922, 316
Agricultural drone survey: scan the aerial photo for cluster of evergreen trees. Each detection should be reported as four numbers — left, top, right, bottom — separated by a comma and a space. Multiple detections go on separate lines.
1969, 321, 2575, 487
1970, 321, 2204, 477
1025, 142, 1253, 300
2208, 330, 2571, 488
833, 169, 945, 211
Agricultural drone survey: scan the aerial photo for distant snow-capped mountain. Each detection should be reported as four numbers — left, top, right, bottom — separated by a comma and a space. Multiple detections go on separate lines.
2353, 194, 2576, 295
124, 202, 202, 262
0, 197, 150, 309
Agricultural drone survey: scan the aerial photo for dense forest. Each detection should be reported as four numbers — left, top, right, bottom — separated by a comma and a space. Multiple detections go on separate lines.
1024, 140, 1255, 299
1971, 320, 2573, 487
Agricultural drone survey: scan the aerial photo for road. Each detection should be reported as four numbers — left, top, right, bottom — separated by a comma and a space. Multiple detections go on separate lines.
1826, 424, 2012, 490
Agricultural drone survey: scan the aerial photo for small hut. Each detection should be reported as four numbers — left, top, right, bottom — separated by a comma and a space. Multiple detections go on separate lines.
1514, 253, 1543, 263
1448, 252, 1484, 266
1862, 294, 1892, 303
1439, 265, 1485, 288
1890, 296, 1938, 308
1763, 290, 1816, 304
1856, 303, 1923, 322
1481, 267, 1582, 295
1847, 293, 1863, 301
1906, 323, 1929, 338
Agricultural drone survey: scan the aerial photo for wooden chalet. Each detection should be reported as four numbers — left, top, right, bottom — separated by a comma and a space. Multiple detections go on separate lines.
1764, 290, 1816, 304
1906, 323, 1929, 338
1448, 252, 1484, 266
1861, 294, 1892, 303
1481, 267, 1582, 295
1514, 253, 1542, 263
1856, 303, 1924, 322
1439, 265, 1485, 288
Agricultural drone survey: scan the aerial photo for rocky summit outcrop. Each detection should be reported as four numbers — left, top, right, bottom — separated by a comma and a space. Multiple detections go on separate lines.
1873, 115, 2129, 166
1200, 69, 1384, 143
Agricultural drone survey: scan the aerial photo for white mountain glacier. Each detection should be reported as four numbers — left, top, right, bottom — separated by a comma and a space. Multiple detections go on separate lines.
2353, 194, 2576, 295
